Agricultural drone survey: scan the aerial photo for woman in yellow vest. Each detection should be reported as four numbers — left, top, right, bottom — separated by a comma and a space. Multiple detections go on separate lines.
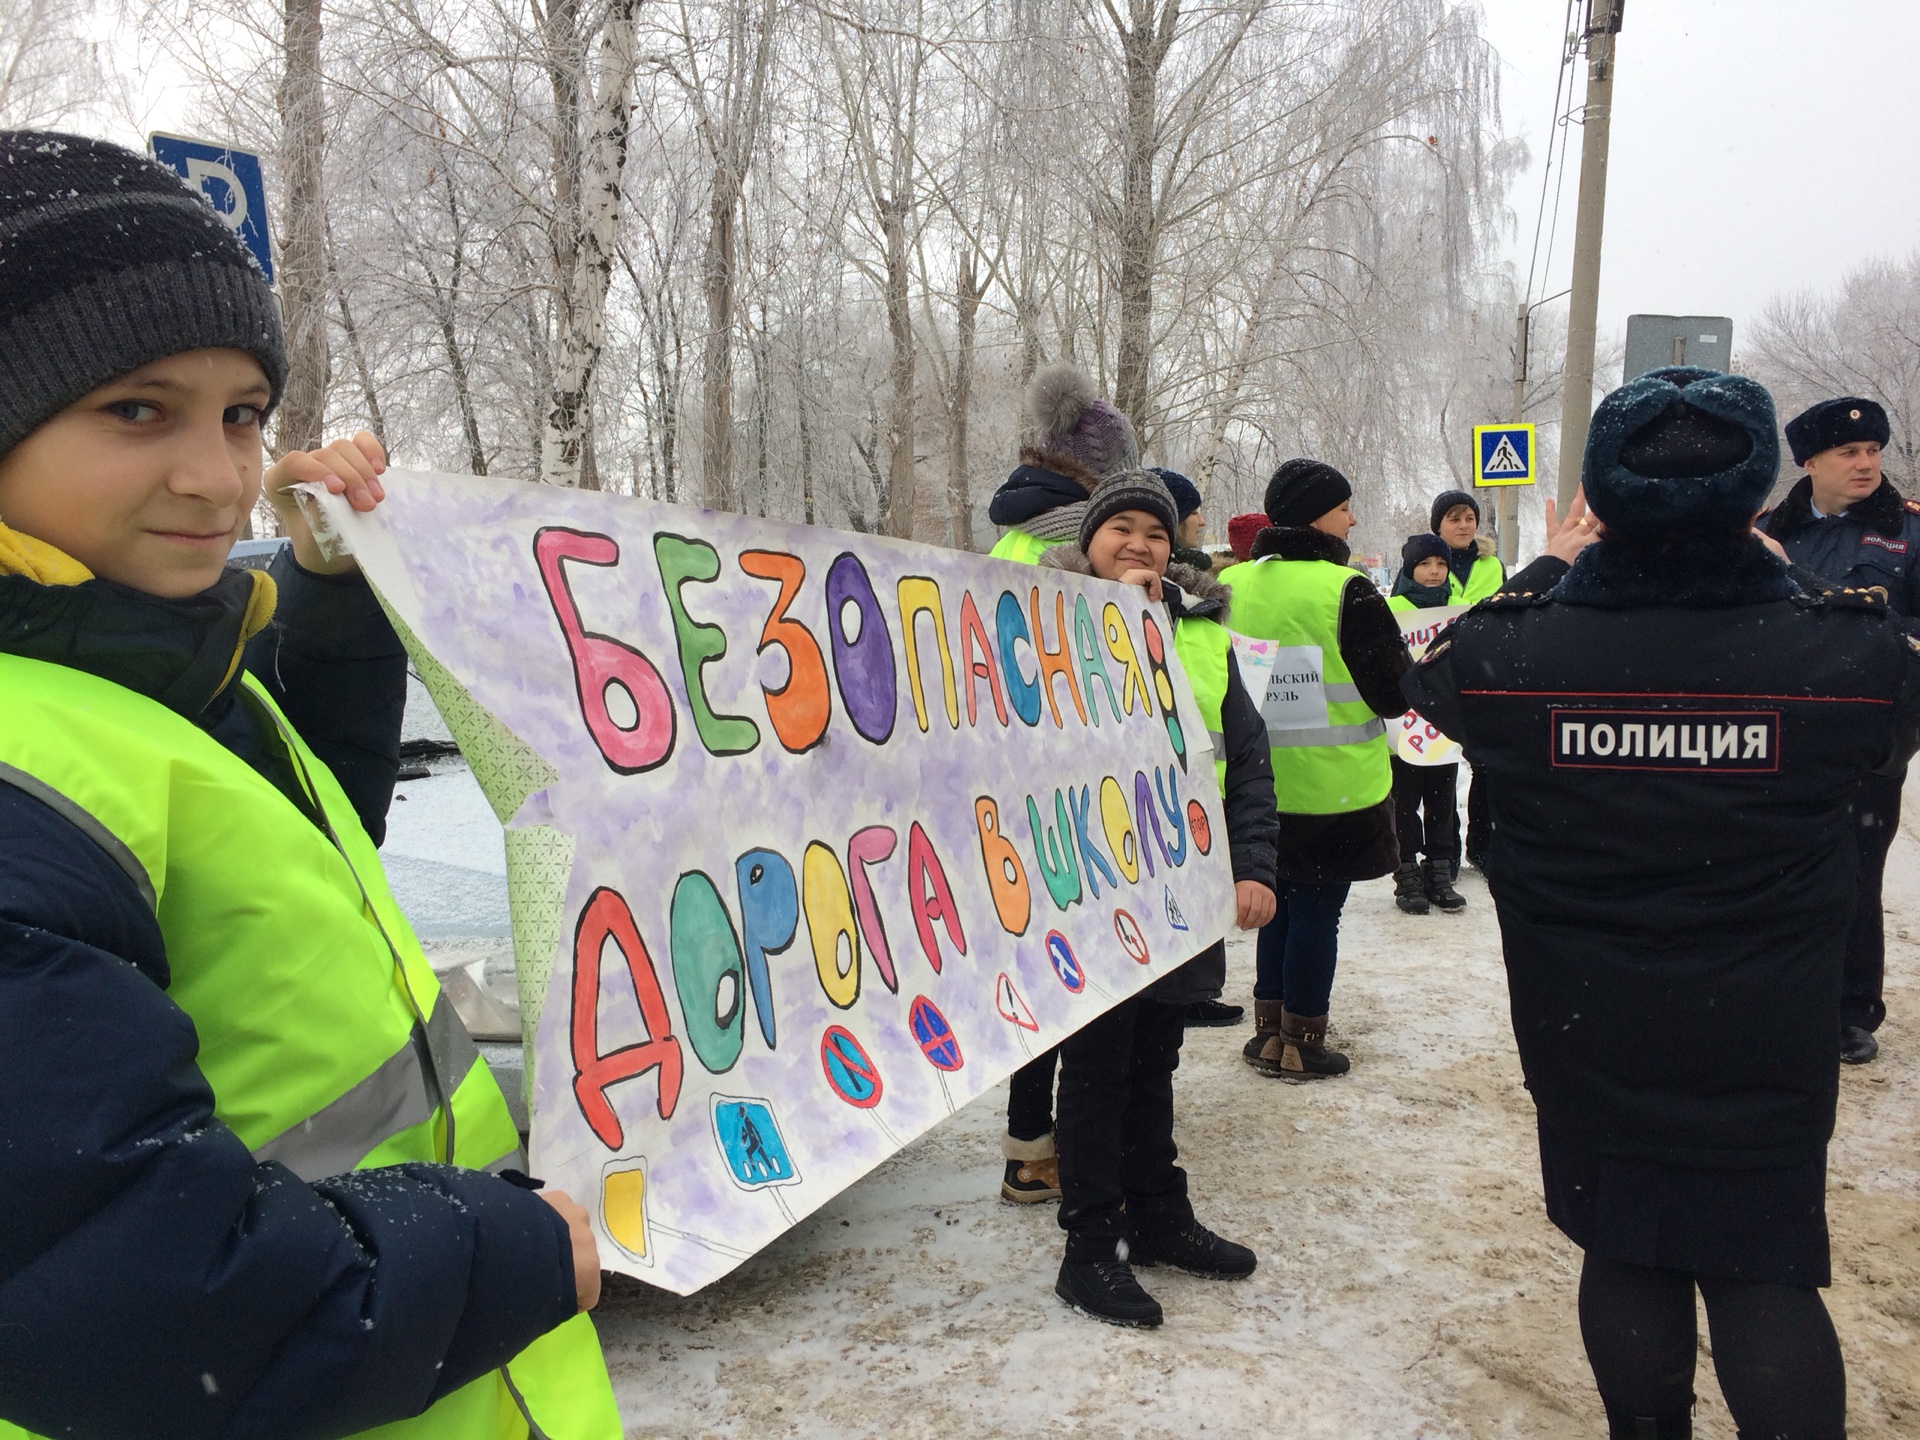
1037, 471, 1278, 1326
1219, 460, 1412, 1078
0, 133, 617, 1438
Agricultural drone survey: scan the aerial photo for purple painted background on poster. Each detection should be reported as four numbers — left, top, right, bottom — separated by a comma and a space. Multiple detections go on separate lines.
312, 473, 1235, 1295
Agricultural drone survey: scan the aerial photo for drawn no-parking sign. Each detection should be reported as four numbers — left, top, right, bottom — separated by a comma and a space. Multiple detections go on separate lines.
819, 1025, 883, 1108
908, 995, 963, 1071
148, 133, 275, 283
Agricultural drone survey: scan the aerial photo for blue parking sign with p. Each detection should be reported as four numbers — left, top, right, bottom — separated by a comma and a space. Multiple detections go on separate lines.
1472, 423, 1535, 488
148, 133, 275, 284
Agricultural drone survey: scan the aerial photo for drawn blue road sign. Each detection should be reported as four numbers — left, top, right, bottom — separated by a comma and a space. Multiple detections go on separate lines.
908, 995, 963, 1071
820, 1025, 883, 1108
148, 133, 275, 283
1046, 930, 1085, 993
710, 1096, 798, 1189
1472, 423, 1535, 488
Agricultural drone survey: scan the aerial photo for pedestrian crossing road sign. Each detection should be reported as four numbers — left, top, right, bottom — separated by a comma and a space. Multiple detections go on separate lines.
1472, 423, 1535, 487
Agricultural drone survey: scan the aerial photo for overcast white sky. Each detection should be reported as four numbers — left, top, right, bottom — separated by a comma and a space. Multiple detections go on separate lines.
1477, 0, 1920, 356
118, 0, 1917, 362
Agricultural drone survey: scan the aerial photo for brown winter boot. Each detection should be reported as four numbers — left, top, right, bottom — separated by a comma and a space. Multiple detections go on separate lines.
1245, 1007, 1351, 1081
1001, 1132, 1062, 1203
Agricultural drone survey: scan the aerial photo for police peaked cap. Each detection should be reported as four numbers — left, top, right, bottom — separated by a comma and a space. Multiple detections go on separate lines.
1784, 396, 1890, 466
1582, 366, 1779, 539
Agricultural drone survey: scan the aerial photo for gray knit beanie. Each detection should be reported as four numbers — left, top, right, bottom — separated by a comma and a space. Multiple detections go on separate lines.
1027, 362, 1139, 478
0, 131, 286, 458
1077, 469, 1179, 553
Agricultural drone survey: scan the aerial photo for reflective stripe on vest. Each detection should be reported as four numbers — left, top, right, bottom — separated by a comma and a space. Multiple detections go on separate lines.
0, 653, 618, 1439
1218, 557, 1392, 813
1172, 613, 1233, 796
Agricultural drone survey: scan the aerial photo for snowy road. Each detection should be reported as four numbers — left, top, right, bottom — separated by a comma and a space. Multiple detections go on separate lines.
589, 813, 1920, 1438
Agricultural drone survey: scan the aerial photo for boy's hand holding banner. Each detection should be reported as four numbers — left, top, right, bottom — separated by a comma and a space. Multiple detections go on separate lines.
306, 473, 1234, 1295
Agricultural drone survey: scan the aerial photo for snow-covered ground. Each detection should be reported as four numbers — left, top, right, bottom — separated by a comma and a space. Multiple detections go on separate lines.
585, 818, 1920, 1440
374, 707, 1917, 1437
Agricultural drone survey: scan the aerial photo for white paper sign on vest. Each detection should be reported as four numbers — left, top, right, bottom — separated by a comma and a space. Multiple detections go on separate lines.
1393, 605, 1467, 766
1229, 637, 1330, 736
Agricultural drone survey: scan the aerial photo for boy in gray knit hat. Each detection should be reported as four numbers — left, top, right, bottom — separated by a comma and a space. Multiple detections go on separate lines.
0, 132, 616, 1435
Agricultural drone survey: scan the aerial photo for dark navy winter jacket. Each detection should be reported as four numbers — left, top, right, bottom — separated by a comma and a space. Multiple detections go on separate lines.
1760, 476, 1920, 619
0, 554, 577, 1439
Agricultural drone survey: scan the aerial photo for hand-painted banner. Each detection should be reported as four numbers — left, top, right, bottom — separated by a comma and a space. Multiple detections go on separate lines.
305, 473, 1234, 1295
1394, 605, 1466, 766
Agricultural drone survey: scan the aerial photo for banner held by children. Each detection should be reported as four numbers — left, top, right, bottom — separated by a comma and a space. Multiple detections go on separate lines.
1394, 606, 1467, 766
304, 473, 1235, 1296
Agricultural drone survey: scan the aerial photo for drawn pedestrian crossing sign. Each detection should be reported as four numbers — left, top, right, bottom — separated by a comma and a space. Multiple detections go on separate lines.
1472, 423, 1536, 488
711, 1096, 798, 1190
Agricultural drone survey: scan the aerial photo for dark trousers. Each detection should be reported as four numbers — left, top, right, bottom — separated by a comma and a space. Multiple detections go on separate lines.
1578, 1254, 1844, 1439
1253, 881, 1351, 1017
1055, 996, 1190, 1250
1844, 770, 1901, 1033
1391, 757, 1459, 866
1465, 766, 1490, 865
1006, 1048, 1059, 1141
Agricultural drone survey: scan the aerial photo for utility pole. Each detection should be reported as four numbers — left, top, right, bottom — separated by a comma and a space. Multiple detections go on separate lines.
1498, 301, 1527, 566
1556, 0, 1624, 508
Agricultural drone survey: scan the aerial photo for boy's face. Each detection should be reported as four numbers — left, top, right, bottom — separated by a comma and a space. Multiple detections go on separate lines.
1412, 555, 1449, 587
1087, 509, 1171, 581
1438, 503, 1478, 549
0, 349, 271, 598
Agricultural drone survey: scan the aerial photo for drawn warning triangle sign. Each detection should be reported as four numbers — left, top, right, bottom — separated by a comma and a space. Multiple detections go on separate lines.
995, 972, 1039, 1031
1484, 433, 1527, 475
1164, 886, 1190, 932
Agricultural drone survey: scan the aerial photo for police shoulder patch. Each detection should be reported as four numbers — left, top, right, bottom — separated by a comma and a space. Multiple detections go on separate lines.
1477, 588, 1550, 610
1813, 584, 1888, 613
1904, 496, 1920, 516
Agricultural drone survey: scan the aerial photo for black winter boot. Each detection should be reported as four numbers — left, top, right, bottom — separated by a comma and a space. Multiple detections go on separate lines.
1184, 998, 1245, 1027
1247, 1008, 1351, 1080
1056, 1240, 1163, 1327
1422, 859, 1466, 913
1129, 1216, 1257, 1280
1393, 863, 1429, 914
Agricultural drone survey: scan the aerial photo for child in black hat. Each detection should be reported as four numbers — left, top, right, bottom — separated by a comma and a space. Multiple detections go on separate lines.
1385, 535, 1464, 914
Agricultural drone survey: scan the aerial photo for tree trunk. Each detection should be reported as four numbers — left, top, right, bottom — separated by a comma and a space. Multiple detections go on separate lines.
947, 250, 982, 548
274, 0, 329, 454
700, 164, 740, 510
1111, 0, 1176, 441
324, 222, 384, 447
881, 192, 917, 539
542, 0, 640, 488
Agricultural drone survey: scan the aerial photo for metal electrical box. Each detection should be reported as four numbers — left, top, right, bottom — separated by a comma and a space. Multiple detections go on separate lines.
1624, 315, 1733, 380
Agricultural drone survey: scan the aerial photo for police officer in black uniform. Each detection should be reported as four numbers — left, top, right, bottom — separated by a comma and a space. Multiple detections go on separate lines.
1760, 396, 1919, 1064
1405, 368, 1920, 1440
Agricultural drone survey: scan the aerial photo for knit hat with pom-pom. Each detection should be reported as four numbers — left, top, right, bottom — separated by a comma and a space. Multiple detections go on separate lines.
1027, 362, 1139, 478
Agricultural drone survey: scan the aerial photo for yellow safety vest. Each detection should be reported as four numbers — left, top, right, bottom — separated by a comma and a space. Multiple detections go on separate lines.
1218, 557, 1392, 814
0, 653, 620, 1440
